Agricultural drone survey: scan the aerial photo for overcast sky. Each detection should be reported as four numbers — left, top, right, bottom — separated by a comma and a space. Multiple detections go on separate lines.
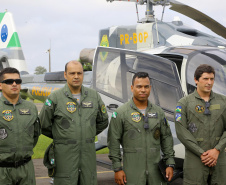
1, 0, 226, 73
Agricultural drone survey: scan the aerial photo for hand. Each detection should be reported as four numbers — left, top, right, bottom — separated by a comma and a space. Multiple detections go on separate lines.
201, 148, 220, 167
166, 167, 174, 182
115, 170, 127, 185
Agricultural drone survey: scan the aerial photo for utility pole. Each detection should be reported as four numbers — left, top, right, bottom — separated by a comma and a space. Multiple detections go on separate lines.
46, 40, 51, 72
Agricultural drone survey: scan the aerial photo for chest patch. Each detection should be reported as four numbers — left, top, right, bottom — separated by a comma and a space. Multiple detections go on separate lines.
82, 101, 93, 108
66, 102, 76, 113
0, 128, 7, 139
153, 127, 161, 140
188, 123, 197, 133
2, 110, 14, 121
147, 112, 158, 118
131, 112, 141, 122
195, 105, 204, 113
209, 104, 220, 110
19, 109, 31, 115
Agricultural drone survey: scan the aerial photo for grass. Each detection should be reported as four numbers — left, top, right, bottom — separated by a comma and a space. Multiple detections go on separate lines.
32, 135, 109, 159
32, 135, 53, 159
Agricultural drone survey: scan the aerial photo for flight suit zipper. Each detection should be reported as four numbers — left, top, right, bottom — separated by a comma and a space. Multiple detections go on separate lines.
145, 123, 148, 177
78, 102, 82, 172
127, 121, 141, 133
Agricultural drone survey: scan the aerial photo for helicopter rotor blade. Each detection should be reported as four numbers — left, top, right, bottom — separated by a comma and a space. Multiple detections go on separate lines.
169, 0, 226, 39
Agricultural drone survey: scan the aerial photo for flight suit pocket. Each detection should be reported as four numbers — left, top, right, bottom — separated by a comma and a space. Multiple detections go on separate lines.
54, 109, 72, 130
43, 143, 56, 177
0, 167, 11, 184
123, 148, 143, 185
54, 173, 71, 185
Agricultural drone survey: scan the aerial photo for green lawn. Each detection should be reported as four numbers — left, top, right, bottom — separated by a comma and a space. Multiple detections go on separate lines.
32, 135, 109, 159
32, 135, 52, 159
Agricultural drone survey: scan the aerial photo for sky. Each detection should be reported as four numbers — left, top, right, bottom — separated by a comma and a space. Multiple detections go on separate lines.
1, 0, 226, 74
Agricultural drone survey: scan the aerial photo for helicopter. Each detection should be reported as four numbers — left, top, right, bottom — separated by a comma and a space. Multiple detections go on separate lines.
1, 1, 226, 182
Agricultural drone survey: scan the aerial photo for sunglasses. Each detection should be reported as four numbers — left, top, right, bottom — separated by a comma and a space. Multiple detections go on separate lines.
204, 102, 211, 115
1, 79, 22, 85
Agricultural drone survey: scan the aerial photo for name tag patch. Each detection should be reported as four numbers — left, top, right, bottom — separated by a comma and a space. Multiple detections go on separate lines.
19, 109, 31, 115
209, 104, 220, 110
147, 112, 158, 118
82, 102, 93, 108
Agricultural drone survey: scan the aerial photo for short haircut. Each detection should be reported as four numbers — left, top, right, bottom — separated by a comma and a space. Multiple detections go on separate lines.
0, 67, 20, 82
132, 72, 150, 85
194, 64, 215, 81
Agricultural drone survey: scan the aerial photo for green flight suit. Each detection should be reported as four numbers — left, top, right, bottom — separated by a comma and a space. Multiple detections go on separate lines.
0, 96, 40, 185
39, 84, 108, 185
108, 99, 175, 185
175, 90, 226, 185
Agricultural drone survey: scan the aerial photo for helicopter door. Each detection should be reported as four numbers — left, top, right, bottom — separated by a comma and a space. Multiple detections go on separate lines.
93, 46, 184, 121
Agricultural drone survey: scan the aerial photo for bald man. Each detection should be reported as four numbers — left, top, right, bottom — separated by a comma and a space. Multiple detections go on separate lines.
40, 61, 108, 185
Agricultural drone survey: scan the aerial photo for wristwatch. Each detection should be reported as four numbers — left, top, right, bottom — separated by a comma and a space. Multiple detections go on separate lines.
167, 164, 175, 169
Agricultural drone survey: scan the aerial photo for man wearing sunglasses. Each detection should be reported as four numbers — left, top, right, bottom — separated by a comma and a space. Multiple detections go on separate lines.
108, 72, 175, 185
175, 64, 226, 185
0, 67, 40, 185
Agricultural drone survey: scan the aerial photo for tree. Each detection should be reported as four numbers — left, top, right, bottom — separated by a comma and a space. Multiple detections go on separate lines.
34, 66, 47, 74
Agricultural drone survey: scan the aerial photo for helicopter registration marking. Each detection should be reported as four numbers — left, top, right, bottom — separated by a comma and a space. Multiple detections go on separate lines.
120, 32, 148, 45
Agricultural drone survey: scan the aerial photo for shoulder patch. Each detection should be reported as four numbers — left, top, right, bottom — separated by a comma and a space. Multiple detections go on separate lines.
175, 106, 182, 113
101, 105, 106, 113
175, 113, 182, 122
45, 99, 52, 106
112, 112, 117, 118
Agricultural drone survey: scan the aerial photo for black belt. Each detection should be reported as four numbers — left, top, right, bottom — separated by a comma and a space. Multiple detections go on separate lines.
0, 157, 31, 168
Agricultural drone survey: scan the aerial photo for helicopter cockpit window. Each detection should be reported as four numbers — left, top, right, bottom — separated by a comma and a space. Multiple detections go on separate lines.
95, 51, 123, 99
186, 50, 226, 95
125, 55, 156, 104
124, 54, 182, 120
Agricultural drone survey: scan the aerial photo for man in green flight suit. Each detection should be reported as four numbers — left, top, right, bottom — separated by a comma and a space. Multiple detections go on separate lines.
39, 61, 108, 185
108, 72, 175, 185
0, 67, 40, 185
175, 64, 226, 185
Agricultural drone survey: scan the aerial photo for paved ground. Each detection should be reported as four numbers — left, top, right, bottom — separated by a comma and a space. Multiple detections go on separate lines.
34, 154, 115, 185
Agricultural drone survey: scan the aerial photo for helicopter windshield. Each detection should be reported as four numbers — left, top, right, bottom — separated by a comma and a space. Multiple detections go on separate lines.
186, 49, 226, 96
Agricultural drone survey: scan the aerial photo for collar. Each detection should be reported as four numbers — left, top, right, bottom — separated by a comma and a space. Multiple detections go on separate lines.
0, 95, 23, 105
194, 89, 214, 101
129, 98, 152, 113
63, 84, 88, 100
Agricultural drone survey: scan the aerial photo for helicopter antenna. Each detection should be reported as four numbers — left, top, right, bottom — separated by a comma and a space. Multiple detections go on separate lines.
135, 3, 140, 22
155, 18, 160, 43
